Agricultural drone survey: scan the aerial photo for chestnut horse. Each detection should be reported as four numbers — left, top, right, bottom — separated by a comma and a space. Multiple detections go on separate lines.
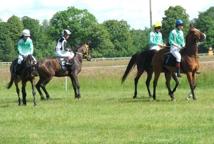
7, 55, 38, 106
36, 44, 90, 100
152, 25, 206, 100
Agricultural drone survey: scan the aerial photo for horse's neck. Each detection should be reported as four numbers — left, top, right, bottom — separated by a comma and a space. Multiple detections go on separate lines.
75, 52, 83, 63
183, 39, 198, 57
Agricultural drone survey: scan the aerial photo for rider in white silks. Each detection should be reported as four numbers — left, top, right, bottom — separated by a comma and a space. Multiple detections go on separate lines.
169, 19, 185, 77
55, 29, 74, 65
149, 21, 165, 51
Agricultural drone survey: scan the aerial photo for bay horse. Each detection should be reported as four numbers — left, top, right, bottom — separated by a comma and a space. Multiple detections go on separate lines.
152, 25, 206, 100
7, 55, 38, 106
36, 44, 91, 100
121, 49, 155, 98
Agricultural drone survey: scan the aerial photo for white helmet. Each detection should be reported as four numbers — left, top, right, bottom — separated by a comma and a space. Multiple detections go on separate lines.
62, 29, 71, 36
22, 29, 31, 37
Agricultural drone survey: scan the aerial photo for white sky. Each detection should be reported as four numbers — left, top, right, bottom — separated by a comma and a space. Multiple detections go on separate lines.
0, 0, 213, 29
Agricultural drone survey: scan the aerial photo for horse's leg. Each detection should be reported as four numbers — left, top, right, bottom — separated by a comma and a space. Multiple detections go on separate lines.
31, 79, 36, 106
36, 79, 45, 100
186, 72, 196, 100
70, 74, 80, 99
41, 78, 52, 100
21, 81, 27, 105
164, 72, 175, 100
171, 73, 179, 93
146, 70, 153, 98
152, 71, 161, 100
192, 72, 197, 90
15, 82, 21, 105
133, 70, 143, 99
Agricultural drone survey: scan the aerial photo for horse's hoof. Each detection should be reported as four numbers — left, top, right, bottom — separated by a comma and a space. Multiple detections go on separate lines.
133, 96, 137, 99
40, 97, 45, 100
150, 97, 154, 101
75, 94, 81, 99
171, 98, 176, 102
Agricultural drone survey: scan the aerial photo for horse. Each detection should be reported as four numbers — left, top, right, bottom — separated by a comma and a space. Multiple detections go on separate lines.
152, 25, 206, 101
36, 44, 91, 100
7, 55, 38, 106
121, 49, 155, 98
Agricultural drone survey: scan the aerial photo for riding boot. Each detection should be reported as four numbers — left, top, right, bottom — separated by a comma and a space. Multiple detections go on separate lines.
176, 62, 182, 77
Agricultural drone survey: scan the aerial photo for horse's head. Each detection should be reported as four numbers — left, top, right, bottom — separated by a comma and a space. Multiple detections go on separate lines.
188, 25, 206, 43
23, 55, 38, 77
77, 44, 92, 61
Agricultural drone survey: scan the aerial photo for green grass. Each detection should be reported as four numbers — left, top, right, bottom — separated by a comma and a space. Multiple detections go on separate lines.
0, 63, 214, 144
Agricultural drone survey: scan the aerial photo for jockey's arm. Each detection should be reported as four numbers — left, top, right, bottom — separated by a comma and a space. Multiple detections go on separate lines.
29, 40, 34, 55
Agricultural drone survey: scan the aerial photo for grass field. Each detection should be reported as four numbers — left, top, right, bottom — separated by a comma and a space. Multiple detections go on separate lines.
0, 57, 214, 144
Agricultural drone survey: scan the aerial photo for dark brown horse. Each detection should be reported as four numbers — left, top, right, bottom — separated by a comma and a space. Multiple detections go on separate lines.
121, 50, 155, 98
7, 55, 38, 105
36, 44, 91, 100
152, 25, 206, 100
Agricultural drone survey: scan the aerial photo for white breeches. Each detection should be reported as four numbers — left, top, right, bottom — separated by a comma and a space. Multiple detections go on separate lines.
150, 45, 161, 51
56, 51, 74, 59
18, 55, 36, 64
170, 46, 181, 62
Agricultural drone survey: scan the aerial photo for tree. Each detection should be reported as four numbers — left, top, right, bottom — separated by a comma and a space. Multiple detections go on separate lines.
162, 6, 190, 42
0, 22, 16, 61
7, 15, 24, 46
88, 24, 114, 57
130, 28, 151, 52
194, 7, 214, 52
102, 20, 133, 57
49, 7, 98, 48
22, 16, 54, 58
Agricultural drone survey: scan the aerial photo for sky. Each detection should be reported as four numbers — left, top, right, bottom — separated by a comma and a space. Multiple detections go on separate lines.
0, 0, 213, 29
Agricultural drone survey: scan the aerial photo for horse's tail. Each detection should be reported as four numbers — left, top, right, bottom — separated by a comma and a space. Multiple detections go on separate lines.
7, 62, 15, 89
121, 53, 138, 84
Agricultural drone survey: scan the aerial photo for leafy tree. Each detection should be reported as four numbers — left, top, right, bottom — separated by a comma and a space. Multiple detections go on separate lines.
49, 7, 98, 49
194, 7, 214, 52
88, 24, 114, 57
0, 22, 16, 61
102, 20, 133, 57
22, 16, 55, 58
162, 6, 190, 42
7, 15, 24, 46
130, 28, 151, 52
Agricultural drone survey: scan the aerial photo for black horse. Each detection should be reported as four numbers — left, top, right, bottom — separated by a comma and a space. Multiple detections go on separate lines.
36, 44, 91, 100
121, 49, 156, 98
7, 55, 38, 106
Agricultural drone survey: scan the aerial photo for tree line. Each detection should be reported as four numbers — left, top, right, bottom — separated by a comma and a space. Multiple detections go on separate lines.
0, 6, 213, 61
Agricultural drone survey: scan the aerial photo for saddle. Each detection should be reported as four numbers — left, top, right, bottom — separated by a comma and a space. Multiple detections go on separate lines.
57, 57, 74, 71
163, 52, 177, 67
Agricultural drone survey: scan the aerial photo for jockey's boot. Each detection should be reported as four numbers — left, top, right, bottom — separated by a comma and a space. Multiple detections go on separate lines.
176, 62, 182, 77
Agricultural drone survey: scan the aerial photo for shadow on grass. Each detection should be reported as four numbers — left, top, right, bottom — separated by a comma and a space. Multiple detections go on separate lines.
118, 97, 171, 103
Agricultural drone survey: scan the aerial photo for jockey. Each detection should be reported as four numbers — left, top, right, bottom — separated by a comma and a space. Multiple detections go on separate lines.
55, 29, 74, 64
17, 29, 37, 64
169, 19, 185, 77
149, 21, 164, 51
